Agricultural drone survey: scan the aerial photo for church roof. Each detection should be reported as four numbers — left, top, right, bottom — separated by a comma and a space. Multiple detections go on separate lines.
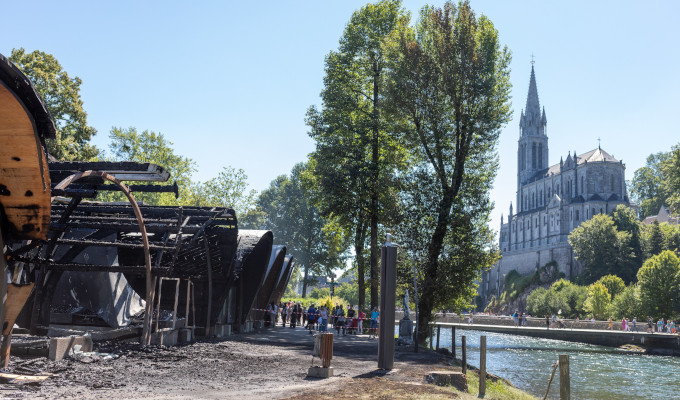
588, 193, 605, 202
534, 147, 620, 180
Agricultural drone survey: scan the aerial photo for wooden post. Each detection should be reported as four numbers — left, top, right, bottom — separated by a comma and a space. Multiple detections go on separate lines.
191, 281, 196, 331
461, 335, 467, 374
171, 279, 180, 330
155, 278, 164, 345
185, 279, 191, 322
436, 325, 440, 350
429, 326, 433, 350
0, 232, 7, 366
559, 354, 570, 400
479, 335, 487, 396
452, 326, 456, 359
204, 240, 213, 337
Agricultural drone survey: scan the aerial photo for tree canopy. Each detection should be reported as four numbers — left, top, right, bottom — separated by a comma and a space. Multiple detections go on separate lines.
247, 163, 348, 297
389, 0, 511, 343
569, 213, 635, 283
306, 0, 410, 309
9, 48, 98, 161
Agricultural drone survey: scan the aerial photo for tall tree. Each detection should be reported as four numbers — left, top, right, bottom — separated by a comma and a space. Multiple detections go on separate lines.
106, 127, 196, 205
611, 204, 643, 276
637, 250, 680, 319
10, 48, 98, 160
307, 0, 410, 309
631, 151, 671, 218
390, 1, 512, 343
250, 163, 347, 297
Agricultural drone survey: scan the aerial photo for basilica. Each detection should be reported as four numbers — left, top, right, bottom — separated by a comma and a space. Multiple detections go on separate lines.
480, 66, 632, 301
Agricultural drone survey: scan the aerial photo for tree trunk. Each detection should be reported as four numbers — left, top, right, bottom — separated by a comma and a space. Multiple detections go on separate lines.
355, 221, 367, 312
370, 59, 381, 309
301, 265, 310, 298
417, 190, 455, 344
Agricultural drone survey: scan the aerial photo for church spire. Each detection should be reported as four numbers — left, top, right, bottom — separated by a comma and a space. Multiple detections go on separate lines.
525, 65, 541, 120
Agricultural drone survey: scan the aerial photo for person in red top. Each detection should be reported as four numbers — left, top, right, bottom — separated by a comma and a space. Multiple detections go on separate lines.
357, 309, 366, 334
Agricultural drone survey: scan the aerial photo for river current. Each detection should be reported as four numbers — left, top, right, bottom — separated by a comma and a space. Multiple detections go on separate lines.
425, 328, 680, 399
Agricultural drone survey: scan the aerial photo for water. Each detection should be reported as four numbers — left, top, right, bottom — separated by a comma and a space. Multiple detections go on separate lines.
425, 328, 680, 399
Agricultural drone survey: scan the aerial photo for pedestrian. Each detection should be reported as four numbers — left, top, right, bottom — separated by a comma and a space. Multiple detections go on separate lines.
357, 309, 366, 334
346, 305, 356, 334
369, 307, 379, 338
290, 302, 298, 328
307, 304, 317, 334
621, 318, 627, 332
607, 317, 613, 330
632, 317, 637, 332
657, 318, 664, 333
545, 315, 550, 330
647, 316, 653, 333
319, 306, 328, 332
335, 304, 346, 336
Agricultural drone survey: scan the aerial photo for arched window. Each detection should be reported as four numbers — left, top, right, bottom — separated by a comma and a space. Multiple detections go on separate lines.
532, 143, 537, 168
576, 210, 580, 221
610, 175, 615, 191
581, 176, 585, 193
538, 143, 543, 168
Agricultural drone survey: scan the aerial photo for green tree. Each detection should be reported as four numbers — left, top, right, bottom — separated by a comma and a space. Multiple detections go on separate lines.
663, 143, 680, 213
198, 166, 257, 213
106, 127, 196, 205
306, 0, 410, 310
611, 204, 643, 275
631, 151, 671, 218
249, 163, 348, 297
642, 220, 665, 259
609, 284, 641, 320
390, 1, 512, 343
9, 48, 98, 160
569, 214, 634, 283
595, 274, 626, 299
637, 250, 680, 319
584, 282, 611, 320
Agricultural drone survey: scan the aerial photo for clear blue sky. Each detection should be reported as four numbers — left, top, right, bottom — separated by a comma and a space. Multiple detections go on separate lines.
2, 1, 679, 237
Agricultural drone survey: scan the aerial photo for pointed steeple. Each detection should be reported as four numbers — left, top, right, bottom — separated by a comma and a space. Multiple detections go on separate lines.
525, 65, 541, 118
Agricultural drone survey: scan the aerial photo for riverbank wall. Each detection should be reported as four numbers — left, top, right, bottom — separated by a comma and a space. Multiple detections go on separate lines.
432, 322, 680, 355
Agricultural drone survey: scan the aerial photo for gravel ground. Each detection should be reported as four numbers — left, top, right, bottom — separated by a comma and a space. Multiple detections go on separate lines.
0, 326, 459, 399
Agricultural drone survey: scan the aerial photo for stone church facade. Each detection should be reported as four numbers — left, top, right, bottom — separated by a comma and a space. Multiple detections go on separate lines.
480, 66, 632, 302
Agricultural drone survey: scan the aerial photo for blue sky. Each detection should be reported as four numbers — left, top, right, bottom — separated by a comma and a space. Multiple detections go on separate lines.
2, 1, 679, 236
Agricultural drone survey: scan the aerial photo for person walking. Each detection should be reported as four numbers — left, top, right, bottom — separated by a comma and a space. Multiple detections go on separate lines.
545, 315, 550, 330
632, 317, 637, 332
335, 305, 346, 336
357, 309, 366, 334
657, 318, 664, 333
369, 307, 379, 338
319, 306, 328, 332
346, 305, 356, 335
307, 304, 317, 334
647, 316, 654, 333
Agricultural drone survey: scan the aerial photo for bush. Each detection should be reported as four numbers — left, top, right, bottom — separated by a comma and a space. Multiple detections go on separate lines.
610, 284, 642, 320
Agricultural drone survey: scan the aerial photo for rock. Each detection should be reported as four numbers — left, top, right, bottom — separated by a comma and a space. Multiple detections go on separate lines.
426, 371, 467, 391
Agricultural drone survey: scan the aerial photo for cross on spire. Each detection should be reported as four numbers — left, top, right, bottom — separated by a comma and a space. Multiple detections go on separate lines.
597, 137, 601, 149
530, 53, 535, 65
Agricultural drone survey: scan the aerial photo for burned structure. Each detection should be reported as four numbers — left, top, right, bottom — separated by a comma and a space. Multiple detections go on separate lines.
0, 53, 295, 354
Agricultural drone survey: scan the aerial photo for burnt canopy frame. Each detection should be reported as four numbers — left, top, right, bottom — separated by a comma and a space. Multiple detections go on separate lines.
51, 170, 155, 343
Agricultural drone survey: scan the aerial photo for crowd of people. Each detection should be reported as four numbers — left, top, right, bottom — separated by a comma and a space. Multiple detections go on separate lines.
607, 316, 677, 333
263, 301, 381, 337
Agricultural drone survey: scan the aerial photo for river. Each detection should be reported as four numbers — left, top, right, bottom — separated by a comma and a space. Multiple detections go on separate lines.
426, 328, 680, 399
